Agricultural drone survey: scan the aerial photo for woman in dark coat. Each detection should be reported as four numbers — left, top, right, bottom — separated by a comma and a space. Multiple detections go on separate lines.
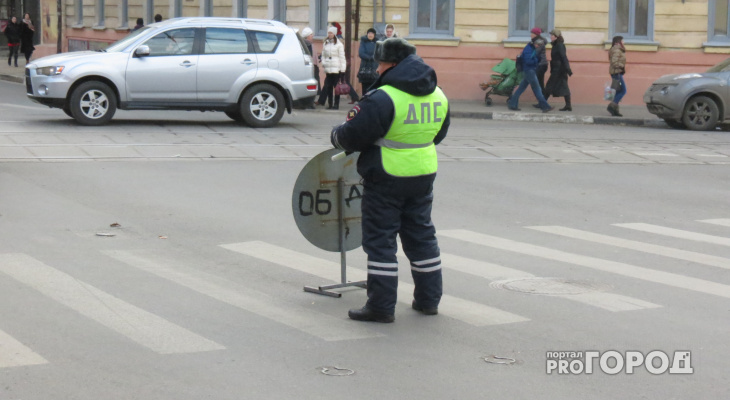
3, 16, 21, 67
357, 28, 378, 95
20, 13, 36, 64
543, 29, 573, 111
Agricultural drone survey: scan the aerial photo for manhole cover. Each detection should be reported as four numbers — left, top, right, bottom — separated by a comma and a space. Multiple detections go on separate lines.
490, 277, 610, 295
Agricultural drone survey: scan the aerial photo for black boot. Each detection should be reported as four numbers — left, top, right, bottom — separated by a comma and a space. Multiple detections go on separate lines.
607, 102, 618, 116
348, 306, 395, 323
614, 104, 623, 117
560, 95, 572, 111
412, 300, 438, 315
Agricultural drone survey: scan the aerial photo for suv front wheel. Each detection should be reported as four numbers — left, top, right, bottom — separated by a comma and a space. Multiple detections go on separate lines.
239, 83, 285, 128
69, 81, 117, 126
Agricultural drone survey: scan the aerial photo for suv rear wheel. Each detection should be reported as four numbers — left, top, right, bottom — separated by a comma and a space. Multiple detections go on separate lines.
682, 96, 719, 131
239, 83, 285, 128
69, 81, 117, 126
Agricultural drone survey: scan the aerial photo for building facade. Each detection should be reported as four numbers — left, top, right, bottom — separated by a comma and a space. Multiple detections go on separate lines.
2, 0, 730, 105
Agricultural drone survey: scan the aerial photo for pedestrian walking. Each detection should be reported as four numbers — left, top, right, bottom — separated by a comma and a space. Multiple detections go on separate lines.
331, 38, 450, 323
3, 16, 21, 67
301, 27, 318, 109
132, 18, 144, 31
534, 28, 548, 95
508, 27, 553, 112
543, 29, 573, 111
20, 13, 35, 64
317, 26, 347, 110
329, 21, 360, 104
607, 35, 627, 117
357, 28, 379, 95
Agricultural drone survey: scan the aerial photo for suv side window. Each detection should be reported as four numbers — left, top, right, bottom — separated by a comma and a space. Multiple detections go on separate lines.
250, 31, 283, 53
204, 28, 251, 54
145, 28, 197, 56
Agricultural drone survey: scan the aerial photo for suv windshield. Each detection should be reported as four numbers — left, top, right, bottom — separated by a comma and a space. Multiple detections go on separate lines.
707, 57, 730, 73
106, 27, 153, 52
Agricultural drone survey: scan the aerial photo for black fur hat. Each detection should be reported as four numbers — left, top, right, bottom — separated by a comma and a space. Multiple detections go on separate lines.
374, 38, 417, 63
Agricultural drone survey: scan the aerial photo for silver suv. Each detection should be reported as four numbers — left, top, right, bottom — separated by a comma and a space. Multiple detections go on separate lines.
25, 18, 317, 127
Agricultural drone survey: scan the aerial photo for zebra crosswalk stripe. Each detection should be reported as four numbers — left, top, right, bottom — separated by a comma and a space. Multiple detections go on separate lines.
0, 328, 49, 368
698, 218, 730, 228
220, 241, 529, 326
614, 223, 730, 247
103, 250, 384, 342
529, 226, 730, 271
402, 252, 659, 312
440, 229, 730, 299
0, 253, 225, 354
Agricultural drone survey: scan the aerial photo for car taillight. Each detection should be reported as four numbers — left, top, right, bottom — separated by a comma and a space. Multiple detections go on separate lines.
306, 85, 317, 90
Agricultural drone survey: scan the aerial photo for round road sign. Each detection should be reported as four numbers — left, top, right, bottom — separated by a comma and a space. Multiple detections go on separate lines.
292, 149, 363, 252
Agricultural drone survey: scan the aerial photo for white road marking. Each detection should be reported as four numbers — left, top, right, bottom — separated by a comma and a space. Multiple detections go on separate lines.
529, 226, 730, 271
398, 251, 659, 312
0, 328, 49, 368
699, 218, 730, 228
614, 223, 730, 247
440, 229, 730, 299
220, 241, 529, 326
0, 254, 225, 354
103, 250, 382, 342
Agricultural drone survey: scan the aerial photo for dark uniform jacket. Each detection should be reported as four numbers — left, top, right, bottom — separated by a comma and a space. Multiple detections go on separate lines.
330, 54, 450, 195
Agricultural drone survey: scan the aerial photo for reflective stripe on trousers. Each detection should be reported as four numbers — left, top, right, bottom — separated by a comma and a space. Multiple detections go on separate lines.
362, 186, 442, 315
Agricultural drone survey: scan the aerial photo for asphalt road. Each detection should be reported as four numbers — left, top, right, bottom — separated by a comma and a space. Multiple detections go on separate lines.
1, 80, 729, 399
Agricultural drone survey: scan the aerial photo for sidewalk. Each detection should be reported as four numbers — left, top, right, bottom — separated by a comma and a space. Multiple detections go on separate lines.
0, 57, 665, 128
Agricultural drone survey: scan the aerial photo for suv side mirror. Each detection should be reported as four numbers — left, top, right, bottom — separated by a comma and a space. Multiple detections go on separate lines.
134, 45, 151, 57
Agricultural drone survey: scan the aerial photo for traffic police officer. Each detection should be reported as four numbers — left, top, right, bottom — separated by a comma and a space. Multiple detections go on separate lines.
330, 38, 450, 323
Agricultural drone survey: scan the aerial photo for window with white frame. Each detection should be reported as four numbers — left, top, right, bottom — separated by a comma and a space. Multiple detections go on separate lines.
610, 0, 654, 41
508, 0, 553, 39
75, 0, 83, 26
234, 0, 247, 18
95, 0, 105, 27
315, 0, 327, 37
119, 0, 128, 28
273, 0, 286, 23
410, 0, 454, 36
709, 0, 730, 43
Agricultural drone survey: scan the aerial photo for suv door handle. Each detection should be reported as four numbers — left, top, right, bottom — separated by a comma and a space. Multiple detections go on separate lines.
179, 61, 196, 67
241, 59, 256, 66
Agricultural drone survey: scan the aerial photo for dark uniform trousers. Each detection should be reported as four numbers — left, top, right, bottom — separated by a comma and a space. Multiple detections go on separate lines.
362, 185, 442, 315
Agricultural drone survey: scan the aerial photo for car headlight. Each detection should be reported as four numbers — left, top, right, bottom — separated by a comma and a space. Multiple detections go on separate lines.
659, 86, 672, 95
36, 66, 65, 76
673, 73, 701, 80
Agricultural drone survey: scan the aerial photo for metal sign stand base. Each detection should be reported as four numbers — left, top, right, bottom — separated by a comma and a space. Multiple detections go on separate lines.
304, 177, 367, 298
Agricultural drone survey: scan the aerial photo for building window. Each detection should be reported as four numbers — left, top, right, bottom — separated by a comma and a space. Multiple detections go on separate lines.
315, 0, 328, 37
508, 0, 553, 39
710, 0, 730, 43
610, 0, 654, 41
272, 0, 286, 23
95, 0, 105, 27
119, 0, 128, 28
410, 0, 454, 35
234, 0, 247, 17
75, 0, 83, 26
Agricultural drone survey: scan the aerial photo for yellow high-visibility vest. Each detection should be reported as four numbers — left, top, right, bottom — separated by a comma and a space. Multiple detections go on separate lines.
378, 85, 448, 177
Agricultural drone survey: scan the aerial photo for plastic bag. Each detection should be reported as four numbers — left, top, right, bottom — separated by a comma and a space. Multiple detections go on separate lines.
604, 82, 616, 101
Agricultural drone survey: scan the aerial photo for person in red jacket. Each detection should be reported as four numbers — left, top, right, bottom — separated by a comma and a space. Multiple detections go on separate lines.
3, 16, 21, 67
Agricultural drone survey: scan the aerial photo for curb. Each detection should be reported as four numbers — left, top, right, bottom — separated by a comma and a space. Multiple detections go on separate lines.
0, 74, 24, 84
451, 109, 667, 128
